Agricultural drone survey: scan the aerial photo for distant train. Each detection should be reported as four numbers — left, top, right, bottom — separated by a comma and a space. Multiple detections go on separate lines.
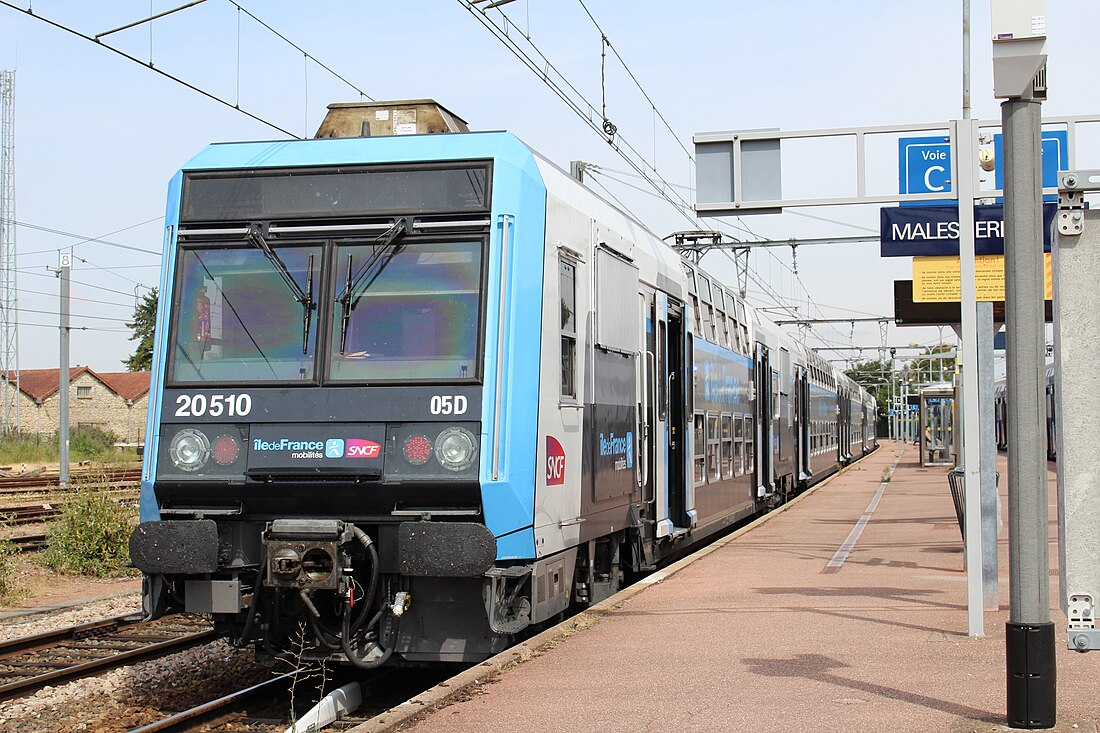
129, 101, 878, 667
993, 365, 1057, 460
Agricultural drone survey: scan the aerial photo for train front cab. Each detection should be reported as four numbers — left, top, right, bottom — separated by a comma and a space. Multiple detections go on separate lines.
130, 132, 584, 665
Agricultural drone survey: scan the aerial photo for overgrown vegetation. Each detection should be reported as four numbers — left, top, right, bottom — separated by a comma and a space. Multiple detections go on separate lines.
0, 426, 138, 465
41, 483, 137, 576
0, 538, 17, 601
279, 623, 331, 732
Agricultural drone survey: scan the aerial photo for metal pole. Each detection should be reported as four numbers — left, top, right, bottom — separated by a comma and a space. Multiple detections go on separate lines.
978, 301, 999, 609
955, 117, 984, 637
901, 382, 907, 444
962, 0, 971, 120
1002, 93, 1055, 727
890, 370, 897, 441
58, 251, 70, 488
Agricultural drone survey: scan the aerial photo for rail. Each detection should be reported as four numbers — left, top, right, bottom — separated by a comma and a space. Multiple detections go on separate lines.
0, 467, 140, 495
127, 673, 296, 733
0, 613, 217, 700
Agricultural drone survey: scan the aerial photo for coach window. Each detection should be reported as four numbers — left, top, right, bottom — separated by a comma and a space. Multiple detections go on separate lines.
706, 412, 720, 483
657, 320, 668, 420
559, 257, 577, 400
745, 415, 755, 475
683, 263, 703, 336
719, 414, 732, 477
715, 289, 731, 350
699, 275, 716, 344
733, 416, 744, 476
737, 301, 750, 355
727, 291, 743, 353
693, 412, 706, 486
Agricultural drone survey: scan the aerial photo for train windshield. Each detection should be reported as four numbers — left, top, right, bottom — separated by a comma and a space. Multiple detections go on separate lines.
329, 239, 483, 382
169, 244, 322, 383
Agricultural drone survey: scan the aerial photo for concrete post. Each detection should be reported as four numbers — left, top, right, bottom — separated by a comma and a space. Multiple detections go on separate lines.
1053, 197, 1100, 654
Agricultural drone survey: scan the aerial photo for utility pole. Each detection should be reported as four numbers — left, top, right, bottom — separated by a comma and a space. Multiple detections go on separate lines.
57, 251, 71, 488
992, 0, 1054, 726
0, 70, 19, 433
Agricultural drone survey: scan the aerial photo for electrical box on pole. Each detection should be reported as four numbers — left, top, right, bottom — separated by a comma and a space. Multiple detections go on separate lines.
991, 0, 1047, 99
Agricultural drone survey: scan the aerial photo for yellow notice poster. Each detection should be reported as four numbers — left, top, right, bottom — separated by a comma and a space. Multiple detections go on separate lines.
912, 254, 1053, 302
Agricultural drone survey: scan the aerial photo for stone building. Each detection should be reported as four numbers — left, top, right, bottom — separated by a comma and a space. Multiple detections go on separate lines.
2, 367, 151, 442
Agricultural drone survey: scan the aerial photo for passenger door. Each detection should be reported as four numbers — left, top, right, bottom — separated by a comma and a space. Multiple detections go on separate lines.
664, 301, 690, 529
797, 366, 811, 480
755, 342, 774, 499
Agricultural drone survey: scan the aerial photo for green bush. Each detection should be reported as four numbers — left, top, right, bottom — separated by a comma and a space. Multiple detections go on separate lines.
0, 538, 17, 601
0, 427, 130, 465
41, 485, 137, 577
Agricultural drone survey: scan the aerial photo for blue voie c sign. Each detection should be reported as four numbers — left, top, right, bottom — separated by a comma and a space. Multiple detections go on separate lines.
899, 137, 953, 206
898, 131, 1068, 205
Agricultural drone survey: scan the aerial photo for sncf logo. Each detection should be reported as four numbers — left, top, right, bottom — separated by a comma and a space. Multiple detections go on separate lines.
346, 439, 381, 459
546, 436, 566, 486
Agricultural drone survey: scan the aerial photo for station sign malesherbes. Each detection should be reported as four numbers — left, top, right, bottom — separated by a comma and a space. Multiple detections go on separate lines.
879, 203, 1056, 257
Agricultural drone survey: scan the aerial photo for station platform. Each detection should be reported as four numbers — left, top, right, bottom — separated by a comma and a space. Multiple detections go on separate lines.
356, 443, 1099, 733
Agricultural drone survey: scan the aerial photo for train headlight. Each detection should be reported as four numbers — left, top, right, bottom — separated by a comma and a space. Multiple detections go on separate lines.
169, 428, 211, 472
435, 427, 478, 472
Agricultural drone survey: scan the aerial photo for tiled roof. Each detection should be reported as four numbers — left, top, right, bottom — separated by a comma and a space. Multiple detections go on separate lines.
0, 367, 149, 402
2, 367, 89, 401
96, 371, 151, 401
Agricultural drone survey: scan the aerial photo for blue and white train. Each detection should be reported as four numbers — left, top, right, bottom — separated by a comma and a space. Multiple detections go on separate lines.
130, 101, 877, 667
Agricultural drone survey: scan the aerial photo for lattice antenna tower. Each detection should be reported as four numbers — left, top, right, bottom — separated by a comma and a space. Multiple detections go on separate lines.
0, 71, 20, 433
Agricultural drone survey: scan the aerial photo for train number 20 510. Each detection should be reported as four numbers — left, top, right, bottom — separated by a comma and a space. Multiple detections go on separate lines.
175, 393, 252, 418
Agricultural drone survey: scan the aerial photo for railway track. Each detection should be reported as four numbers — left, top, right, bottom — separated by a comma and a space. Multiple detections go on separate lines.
0, 502, 62, 525
8, 532, 47, 553
0, 467, 141, 496
127, 668, 450, 733
0, 613, 217, 701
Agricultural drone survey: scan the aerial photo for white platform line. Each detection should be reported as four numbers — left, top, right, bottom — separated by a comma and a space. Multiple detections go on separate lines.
822, 450, 904, 573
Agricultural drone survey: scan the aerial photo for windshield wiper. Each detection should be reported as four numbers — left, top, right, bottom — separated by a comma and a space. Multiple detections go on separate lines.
245, 224, 316, 354
336, 219, 408, 354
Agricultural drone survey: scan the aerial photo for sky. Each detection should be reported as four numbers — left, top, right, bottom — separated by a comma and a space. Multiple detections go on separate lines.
1, 0, 1098, 374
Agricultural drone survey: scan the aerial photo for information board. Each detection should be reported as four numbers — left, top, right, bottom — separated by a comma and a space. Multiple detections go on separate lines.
912, 253, 1053, 302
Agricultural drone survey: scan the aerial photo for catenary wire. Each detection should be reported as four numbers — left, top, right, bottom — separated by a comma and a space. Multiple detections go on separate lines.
0, 1, 300, 138
12, 219, 163, 256
226, 1, 374, 102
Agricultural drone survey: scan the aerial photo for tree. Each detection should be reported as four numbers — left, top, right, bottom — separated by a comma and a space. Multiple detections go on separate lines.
845, 358, 892, 425
124, 288, 158, 372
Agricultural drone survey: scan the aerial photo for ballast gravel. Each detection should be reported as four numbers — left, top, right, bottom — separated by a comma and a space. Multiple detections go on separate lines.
0, 593, 273, 733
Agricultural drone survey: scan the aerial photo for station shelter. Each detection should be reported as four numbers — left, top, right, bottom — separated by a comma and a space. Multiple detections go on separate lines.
919, 383, 955, 467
